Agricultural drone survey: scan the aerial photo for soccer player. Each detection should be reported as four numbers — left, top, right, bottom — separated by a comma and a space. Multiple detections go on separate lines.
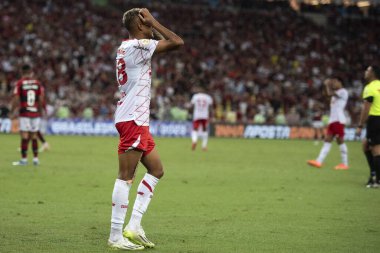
108, 8, 184, 250
307, 78, 349, 170
10, 64, 45, 166
356, 66, 380, 188
190, 88, 213, 151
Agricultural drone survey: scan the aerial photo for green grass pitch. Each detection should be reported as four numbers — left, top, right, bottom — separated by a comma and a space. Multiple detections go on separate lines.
0, 134, 379, 253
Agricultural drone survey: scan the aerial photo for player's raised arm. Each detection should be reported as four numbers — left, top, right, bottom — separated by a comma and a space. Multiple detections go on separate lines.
152, 28, 164, 41
324, 78, 341, 98
138, 8, 184, 54
323, 78, 334, 97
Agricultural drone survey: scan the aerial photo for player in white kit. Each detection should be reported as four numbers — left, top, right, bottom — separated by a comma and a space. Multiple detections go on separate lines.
190, 89, 213, 151
307, 78, 349, 170
108, 8, 184, 250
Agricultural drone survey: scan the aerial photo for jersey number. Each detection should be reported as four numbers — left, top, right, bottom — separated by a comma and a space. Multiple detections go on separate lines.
197, 99, 207, 109
117, 58, 128, 86
27, 90, 36, 106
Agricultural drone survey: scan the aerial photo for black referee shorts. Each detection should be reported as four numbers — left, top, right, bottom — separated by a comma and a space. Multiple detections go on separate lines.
366, 116, 380, 146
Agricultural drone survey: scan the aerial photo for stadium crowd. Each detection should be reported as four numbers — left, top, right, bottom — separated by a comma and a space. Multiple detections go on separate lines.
0, 0, 379, 126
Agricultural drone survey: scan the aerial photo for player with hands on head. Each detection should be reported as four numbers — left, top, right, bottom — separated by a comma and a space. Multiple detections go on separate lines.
108, 8, 184, 251
307, 78, 349, 170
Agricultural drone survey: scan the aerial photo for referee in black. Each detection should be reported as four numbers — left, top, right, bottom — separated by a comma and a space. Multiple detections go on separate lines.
356, 66, 380, 188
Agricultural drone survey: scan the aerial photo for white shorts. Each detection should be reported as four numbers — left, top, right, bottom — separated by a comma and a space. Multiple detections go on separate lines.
312, 121, 324, 129
19, 117, 41, 132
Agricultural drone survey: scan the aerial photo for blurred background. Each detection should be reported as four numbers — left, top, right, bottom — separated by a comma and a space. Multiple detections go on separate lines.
0, 0, 379, 128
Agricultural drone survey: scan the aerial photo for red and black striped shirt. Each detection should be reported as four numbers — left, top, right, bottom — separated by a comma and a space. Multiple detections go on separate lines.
13, 78, 44, 118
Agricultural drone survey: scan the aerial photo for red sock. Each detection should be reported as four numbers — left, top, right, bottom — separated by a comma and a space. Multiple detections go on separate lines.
21, 138, 29, 159
32, 139, 38, 157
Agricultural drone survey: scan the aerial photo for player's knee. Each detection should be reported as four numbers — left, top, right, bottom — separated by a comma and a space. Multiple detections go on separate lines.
158, 169, 164, 179
22, 137, 31, 144
118, 170, 134, 182
324, 135, 332, 142
151, 167, 164, 179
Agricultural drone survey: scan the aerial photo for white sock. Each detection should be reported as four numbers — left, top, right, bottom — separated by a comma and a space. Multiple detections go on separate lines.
110, 179, 131, 241
339, 143, 348, 165
191, 130, 198, 144
127, 173, 159, 231
316, 142, 332, 164
202, 131, 208, 149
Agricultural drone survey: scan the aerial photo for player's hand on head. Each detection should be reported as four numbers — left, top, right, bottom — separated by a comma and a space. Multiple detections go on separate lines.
138, 8, 154, 27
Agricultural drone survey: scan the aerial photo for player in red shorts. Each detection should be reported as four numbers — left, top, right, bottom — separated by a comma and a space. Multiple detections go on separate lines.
190, 88, 213, 151
108, 8, 184, 250
307, 78, 349, 170
10, 64, 45, 166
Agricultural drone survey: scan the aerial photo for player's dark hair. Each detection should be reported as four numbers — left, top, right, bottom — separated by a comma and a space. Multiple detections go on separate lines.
335, 76, 344, 86
371, 65, 380, 79
21, 64, 31, 74
123, 8, 141, 32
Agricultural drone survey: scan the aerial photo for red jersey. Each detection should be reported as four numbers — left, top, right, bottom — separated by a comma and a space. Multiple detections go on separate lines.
13, 77, 44, 118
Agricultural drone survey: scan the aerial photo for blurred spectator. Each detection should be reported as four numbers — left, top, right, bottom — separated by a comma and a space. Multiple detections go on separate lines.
170, 107, 188, 121
286, 107, 301, 126
83, 107, 94, 120
56, 104, 70, 119
275, 109, 287, 125
0, 101, 10, 118
253, 111, 266, 124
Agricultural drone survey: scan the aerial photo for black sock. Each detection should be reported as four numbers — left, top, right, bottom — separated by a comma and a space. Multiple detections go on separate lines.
365, 151, 376, 177
374, 155, 380, 182
37, 131, 46, 143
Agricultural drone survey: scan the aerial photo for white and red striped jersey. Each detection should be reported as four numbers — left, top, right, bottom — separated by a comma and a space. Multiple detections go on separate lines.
114, 39, 158, 126
329, 88, 348, 124
191, 93, 213, 120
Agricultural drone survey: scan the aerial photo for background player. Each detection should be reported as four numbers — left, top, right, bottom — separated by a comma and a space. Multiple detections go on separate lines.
190, 87, 213, 151
108, 8, 184, 250
356, 66, 380, 188
10, 64, 45, 166
307, 78, 349, 170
